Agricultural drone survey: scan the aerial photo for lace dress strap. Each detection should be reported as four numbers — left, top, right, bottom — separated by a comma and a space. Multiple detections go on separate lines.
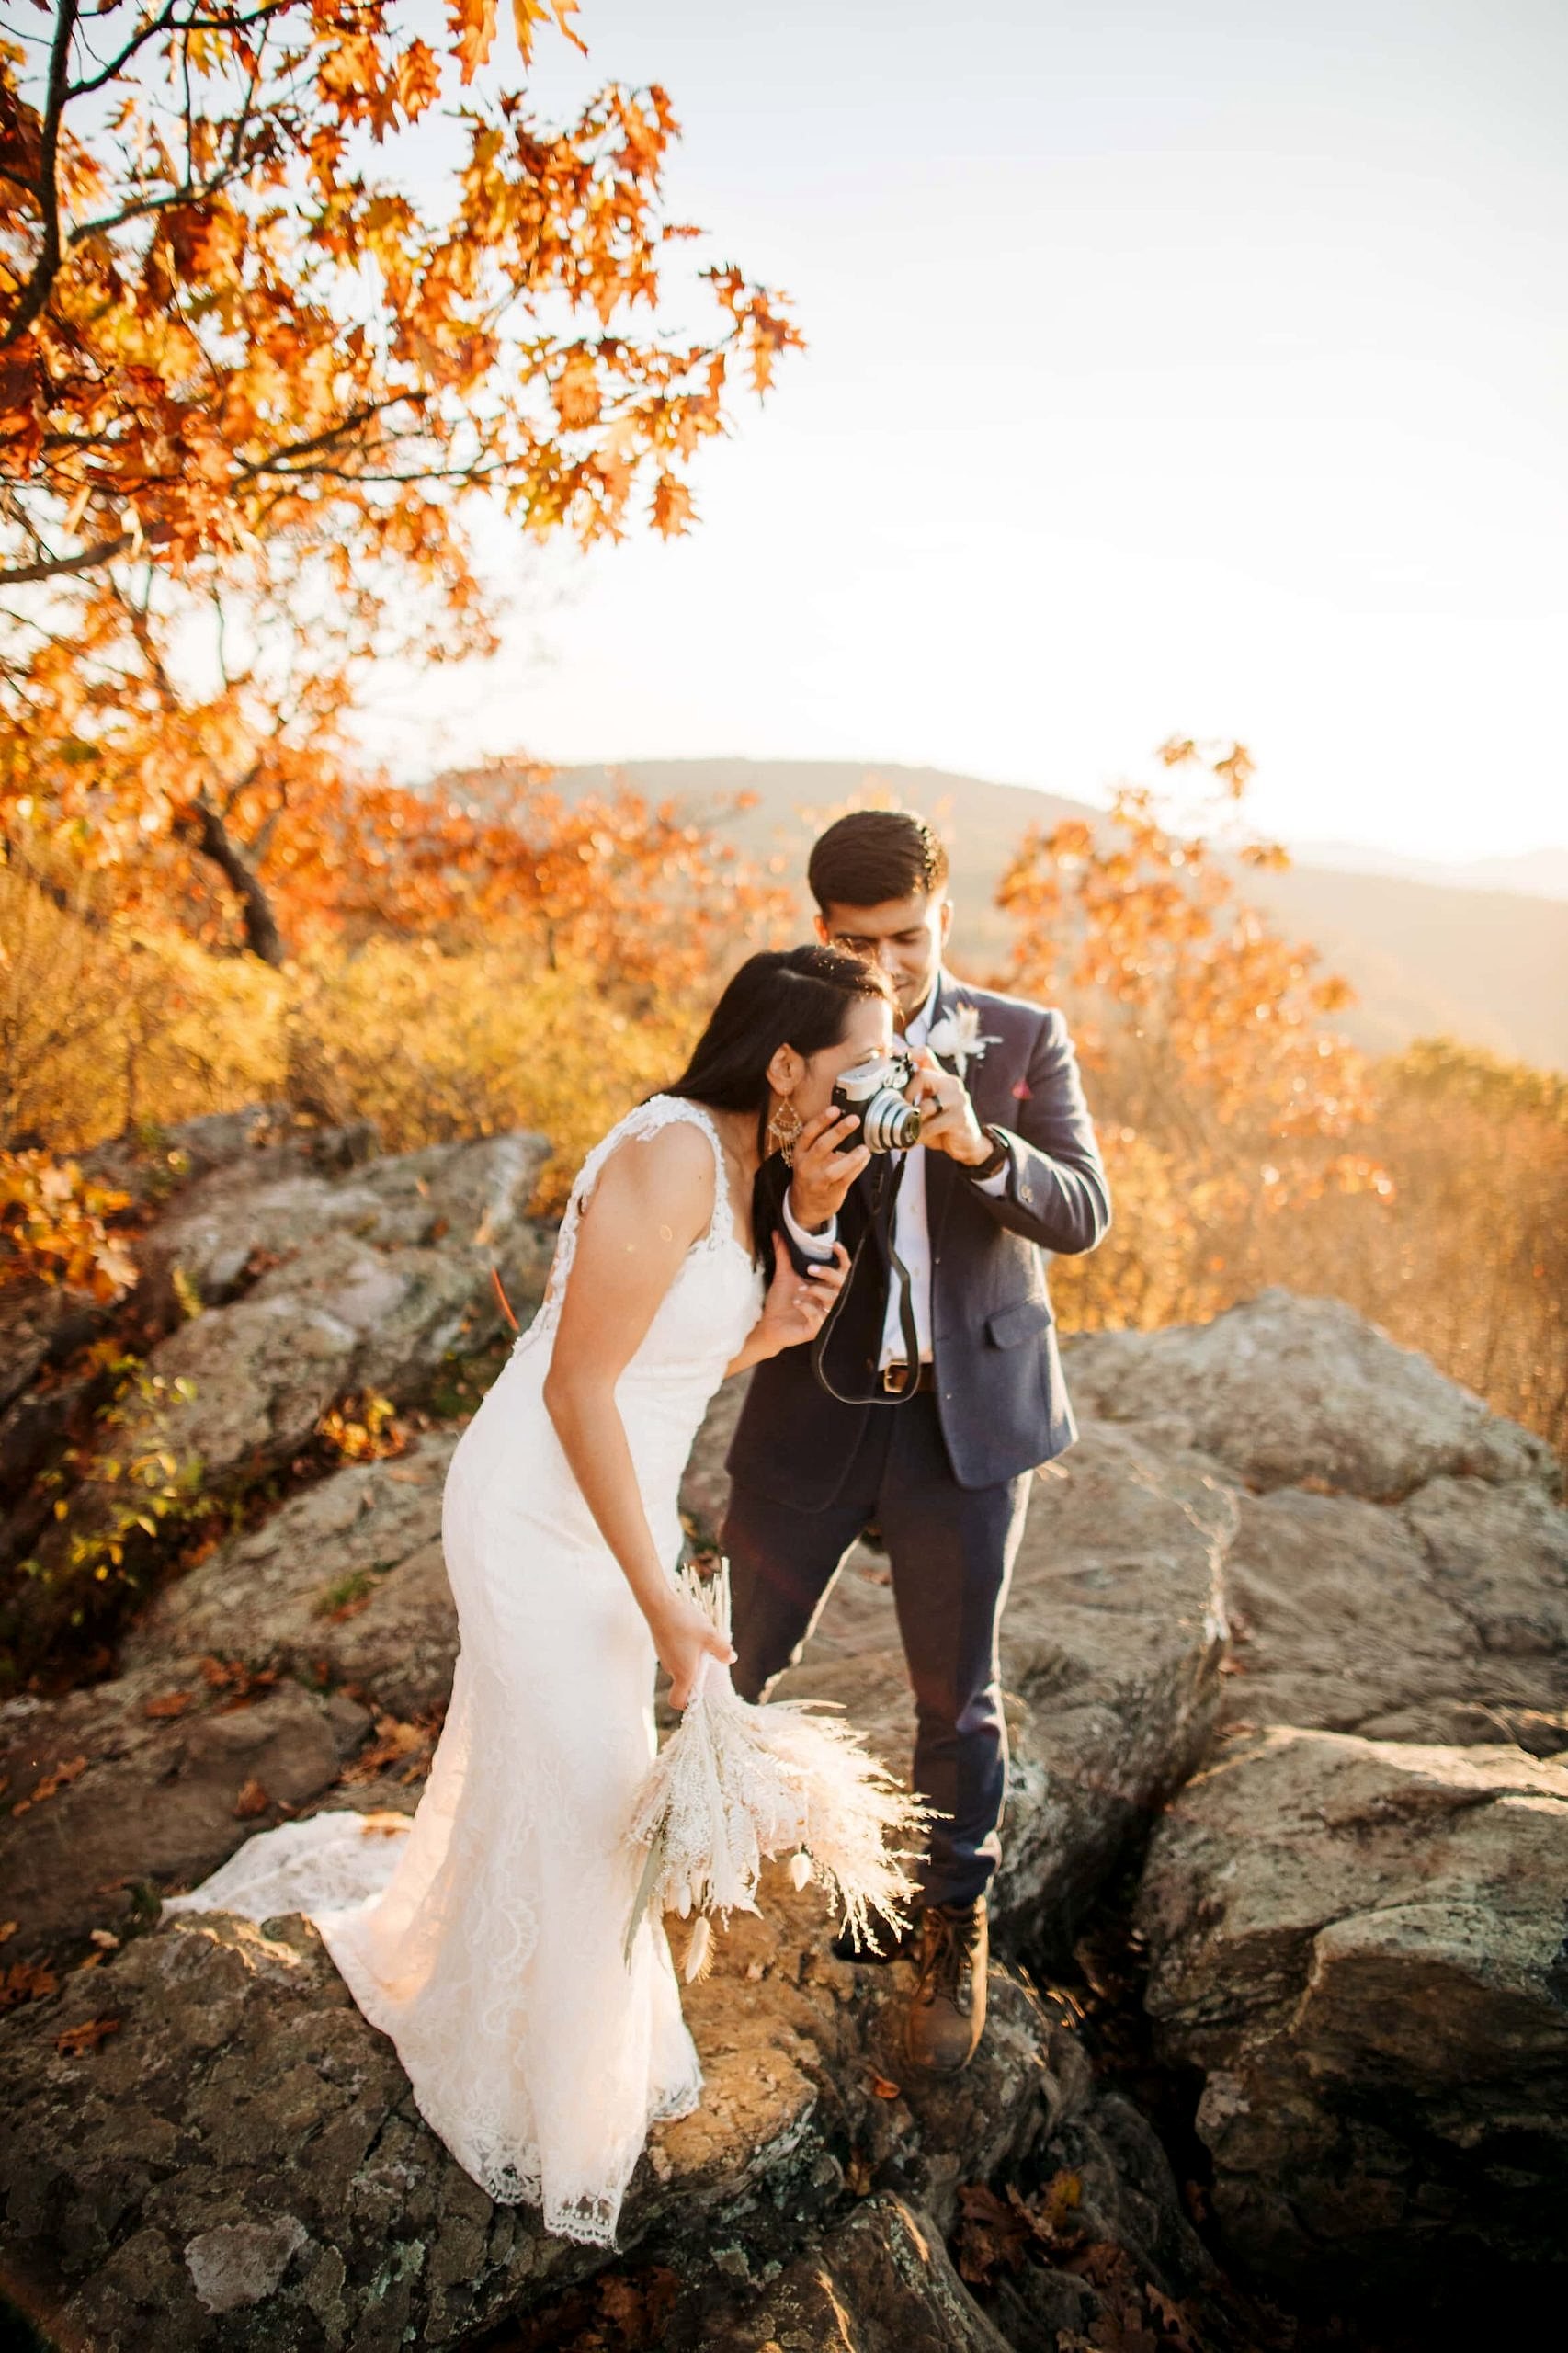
523, 1096, 735, 1347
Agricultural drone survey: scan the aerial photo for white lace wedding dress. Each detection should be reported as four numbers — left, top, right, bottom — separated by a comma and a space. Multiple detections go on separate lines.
163, 1097, 766, 2248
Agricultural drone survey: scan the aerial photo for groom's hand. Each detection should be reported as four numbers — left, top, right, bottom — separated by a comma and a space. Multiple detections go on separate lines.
909, 1050, 993, 1165
787, 1107, 871, 1231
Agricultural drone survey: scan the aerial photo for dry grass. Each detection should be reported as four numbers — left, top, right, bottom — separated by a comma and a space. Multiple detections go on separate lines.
5, 883, 1563, 1463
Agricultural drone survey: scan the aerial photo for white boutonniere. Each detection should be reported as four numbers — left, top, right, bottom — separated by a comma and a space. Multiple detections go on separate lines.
925, 1000, 1003, 1079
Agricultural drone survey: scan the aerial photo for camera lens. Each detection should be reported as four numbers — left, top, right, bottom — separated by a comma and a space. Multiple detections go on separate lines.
862, 1092, 923, 1152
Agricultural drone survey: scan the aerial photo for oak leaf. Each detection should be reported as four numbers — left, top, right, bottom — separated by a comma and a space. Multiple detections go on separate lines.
55, 2018, 122, 2057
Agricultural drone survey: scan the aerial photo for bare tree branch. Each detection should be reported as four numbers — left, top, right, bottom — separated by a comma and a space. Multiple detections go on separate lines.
2, 0, 81, 351
0, 531, 140, 587
178, 793, 288, 964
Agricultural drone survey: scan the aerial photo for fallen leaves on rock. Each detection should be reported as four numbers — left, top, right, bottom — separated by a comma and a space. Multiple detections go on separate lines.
956, 2180, 1039, 2284
55, 2018, 121, 2057
1, 1959, 59, 2010
233, 1778, 269, 1818
317, 1391, 407, 1465
199, 1655, 280, 1708
10, 1753, 88, 1817
956, 2185, 1214, 2353
486, 2259, 680, 2350
143, 1690, 194, 1719
341, 1707, 443, 1786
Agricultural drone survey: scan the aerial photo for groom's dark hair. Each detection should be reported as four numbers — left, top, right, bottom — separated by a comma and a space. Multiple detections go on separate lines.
807, 810, 949, 911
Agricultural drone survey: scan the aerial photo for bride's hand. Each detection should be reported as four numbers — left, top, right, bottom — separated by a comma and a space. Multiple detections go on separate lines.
653, 1592, 733, 1711
756, 1230, 851, 1357
652, 1589, 737, 1711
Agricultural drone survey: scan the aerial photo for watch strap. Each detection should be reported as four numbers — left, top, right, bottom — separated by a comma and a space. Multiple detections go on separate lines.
964, 1125, 1010, 1182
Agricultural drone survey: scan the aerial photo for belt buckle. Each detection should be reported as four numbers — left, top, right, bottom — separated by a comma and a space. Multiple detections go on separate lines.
881, 1361, 915, 1394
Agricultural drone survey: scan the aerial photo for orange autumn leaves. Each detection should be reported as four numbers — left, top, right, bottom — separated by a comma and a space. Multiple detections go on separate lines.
1, 3, 801, 963
0, 1151, 137, 1302
2, 1, 799, 579
996, 737, 1381, 1329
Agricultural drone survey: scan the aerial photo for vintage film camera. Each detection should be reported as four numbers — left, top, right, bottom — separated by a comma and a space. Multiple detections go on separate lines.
830, 1052, 923, 1153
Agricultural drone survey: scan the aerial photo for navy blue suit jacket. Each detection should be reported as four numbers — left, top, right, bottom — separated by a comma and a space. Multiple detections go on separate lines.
726, 971, 1111, 1506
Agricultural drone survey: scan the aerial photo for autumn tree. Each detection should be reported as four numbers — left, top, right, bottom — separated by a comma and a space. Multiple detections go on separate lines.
1, 1, 802, 958
996, 737, 1384, 1327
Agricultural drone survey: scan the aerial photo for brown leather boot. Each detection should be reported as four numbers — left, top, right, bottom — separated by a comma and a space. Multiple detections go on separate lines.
903, 1895, 988, 2074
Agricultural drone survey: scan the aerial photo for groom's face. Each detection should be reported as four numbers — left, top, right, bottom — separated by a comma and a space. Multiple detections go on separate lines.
815, 888, 952, 1026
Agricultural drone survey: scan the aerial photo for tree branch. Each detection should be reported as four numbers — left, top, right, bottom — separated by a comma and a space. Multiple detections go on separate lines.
2, 0, 81, 352
0, 531, 143, 587
64, 5, 289, 104
178, 793, 288, 966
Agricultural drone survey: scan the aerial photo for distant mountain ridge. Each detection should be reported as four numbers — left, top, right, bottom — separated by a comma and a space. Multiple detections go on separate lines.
1290, 839, 1568, 903
529, 758, 1567, 1074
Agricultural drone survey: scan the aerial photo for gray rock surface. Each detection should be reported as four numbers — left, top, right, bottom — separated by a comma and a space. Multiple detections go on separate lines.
134, 1129, 547, 1324
77, 1105, 369, 1211
1136, 1725, 1568, 2300
6, 1217, 1567, 2347
0, 1664, 369, 1959
987, 1426, 1233, 1952
1062, 1286, 1560, 1502
1217, 1475, 1568, 1745
126, 1131, 554, 1469
695, 2193, 1017, 2353
125, 1434, 461, 1719
22, 1129, 554, 1608
0, 1279, 99, 1418
0, 1877, 1077, 2352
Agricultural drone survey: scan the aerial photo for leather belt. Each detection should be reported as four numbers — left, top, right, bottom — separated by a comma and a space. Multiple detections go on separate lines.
880, 1361, 937, 1394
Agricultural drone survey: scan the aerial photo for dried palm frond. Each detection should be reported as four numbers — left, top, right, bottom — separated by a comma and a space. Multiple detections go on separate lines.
623, 1557, 934, 1979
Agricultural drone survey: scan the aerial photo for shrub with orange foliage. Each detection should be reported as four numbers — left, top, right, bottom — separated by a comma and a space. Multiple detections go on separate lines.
995, 737, 1384, 1331
0, 1149, 137, 1302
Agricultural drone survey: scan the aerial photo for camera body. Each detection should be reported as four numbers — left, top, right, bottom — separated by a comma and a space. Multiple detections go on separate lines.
831, 1052, 923, 1154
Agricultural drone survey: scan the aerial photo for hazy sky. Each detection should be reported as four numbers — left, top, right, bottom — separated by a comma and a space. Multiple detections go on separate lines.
364, 0, 1567, 863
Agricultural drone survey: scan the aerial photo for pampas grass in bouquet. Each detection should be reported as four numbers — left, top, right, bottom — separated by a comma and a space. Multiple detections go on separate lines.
623, 1557, 935, 1982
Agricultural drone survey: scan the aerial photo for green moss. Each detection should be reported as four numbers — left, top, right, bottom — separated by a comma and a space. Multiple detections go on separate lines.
315, 1568, 375, 1617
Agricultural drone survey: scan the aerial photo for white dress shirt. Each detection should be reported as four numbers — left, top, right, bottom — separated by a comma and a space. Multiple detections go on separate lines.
781, 977, 1007, 1369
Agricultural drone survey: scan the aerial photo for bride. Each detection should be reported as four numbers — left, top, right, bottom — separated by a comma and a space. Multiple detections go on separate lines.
164, 945, 893, 2249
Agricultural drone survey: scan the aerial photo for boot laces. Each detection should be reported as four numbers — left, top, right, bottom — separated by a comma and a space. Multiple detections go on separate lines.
916, 1903, 979, 2008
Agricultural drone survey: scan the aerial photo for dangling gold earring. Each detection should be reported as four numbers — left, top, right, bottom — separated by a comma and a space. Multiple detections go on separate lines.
766, 1097, 804, 1165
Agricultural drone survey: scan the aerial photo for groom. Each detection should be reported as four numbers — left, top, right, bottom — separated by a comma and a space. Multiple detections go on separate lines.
725, 810, 1110, 2075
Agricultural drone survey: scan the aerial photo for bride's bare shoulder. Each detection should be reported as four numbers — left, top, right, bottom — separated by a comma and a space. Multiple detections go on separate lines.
582, 1108, 717, 1233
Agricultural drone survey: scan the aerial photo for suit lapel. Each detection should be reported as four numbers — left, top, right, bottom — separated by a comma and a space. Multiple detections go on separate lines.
924, 969, 964, 1254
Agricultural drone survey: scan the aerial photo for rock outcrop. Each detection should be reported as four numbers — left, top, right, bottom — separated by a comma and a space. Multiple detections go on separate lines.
124, 1433, 462, 1721
0, 1662, 371, 1961
0, 1879, 1085, 2352
1063, 1285, 1558, 1502
92, 1125, 554, 1499
4, 1109, 553, 1644
1137, 1727, 1568, 2304
3, 1124, 1565, 2349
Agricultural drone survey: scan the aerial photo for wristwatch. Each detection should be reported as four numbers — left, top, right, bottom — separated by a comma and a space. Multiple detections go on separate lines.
963, 1125, 1010, 1183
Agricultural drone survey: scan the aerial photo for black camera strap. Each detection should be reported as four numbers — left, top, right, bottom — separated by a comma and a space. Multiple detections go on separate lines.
809, 1154, 924, 1406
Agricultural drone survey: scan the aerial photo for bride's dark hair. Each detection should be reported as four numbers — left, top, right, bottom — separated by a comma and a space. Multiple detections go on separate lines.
664, 945, 892, 1142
